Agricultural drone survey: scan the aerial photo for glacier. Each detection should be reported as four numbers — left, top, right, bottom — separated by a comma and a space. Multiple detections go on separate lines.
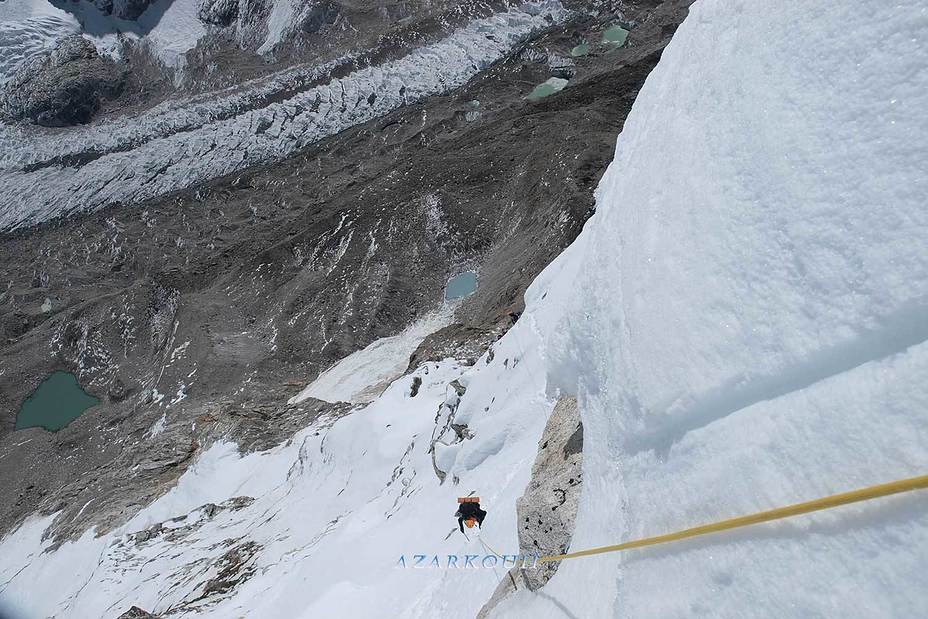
2, 0, 928, 617
0, 1, 570, 231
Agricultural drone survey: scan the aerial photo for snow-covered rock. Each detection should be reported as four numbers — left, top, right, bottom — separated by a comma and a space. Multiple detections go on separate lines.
1, 34, 124, 126
0, 0, 209, 77
0, 0, 82, 85
515, 396, 582, 590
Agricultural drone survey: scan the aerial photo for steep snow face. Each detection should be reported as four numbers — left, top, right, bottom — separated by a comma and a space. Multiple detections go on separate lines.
492, 0, 928, 617
258, 0, 299, 55
135, 0, 207, 68
0, 1, 569, 231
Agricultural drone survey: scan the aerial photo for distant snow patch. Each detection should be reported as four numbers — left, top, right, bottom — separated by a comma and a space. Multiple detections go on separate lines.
138, 0, 206, 69
257, 0, 297, 55
290, 307, 453, 405
147, 412, 167, 437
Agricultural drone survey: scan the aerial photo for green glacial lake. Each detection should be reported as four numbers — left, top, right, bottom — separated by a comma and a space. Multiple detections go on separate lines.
603, 25, 629, 46
16, 371, 99, 432
570, 42, 590, 57
527, 77, 569, 101
445, 271, 477, 301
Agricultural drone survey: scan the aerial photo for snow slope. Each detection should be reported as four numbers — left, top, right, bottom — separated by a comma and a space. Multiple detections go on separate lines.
491, 0, 928, 616
132, 0, 207, 68
0, 340, 555, 618
2, 0, 928, 617
290, 307, 453, 405
258, 0, 299, 55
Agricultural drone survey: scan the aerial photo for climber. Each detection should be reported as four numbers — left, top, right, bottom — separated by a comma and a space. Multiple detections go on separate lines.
455, 496, 487, 533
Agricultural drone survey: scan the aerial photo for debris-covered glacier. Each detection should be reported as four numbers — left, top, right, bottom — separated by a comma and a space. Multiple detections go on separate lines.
0, 1, 569, 231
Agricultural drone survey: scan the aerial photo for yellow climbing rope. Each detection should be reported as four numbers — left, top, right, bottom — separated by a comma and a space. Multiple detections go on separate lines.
538, 473, 928, 563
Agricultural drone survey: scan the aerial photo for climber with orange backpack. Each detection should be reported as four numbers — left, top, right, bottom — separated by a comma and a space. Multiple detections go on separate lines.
455, 496, 487, 534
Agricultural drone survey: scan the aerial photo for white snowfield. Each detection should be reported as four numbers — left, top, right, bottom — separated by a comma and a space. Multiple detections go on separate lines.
289, 307, 454, 405
2, 0, 928, 617
0, 1, 569, 231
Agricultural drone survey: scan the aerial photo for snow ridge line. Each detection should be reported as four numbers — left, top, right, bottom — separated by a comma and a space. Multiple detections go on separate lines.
628, 300, 928, 454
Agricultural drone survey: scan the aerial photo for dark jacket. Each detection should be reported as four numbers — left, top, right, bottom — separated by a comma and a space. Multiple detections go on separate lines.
456, 502, 487, 533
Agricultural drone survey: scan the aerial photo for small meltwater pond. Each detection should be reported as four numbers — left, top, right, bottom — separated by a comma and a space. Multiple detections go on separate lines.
527, 77, 569, 101
603, 24, 630, 46
445, 271, 477, 301
570, 42, 590, 57
16, 371, 99, 432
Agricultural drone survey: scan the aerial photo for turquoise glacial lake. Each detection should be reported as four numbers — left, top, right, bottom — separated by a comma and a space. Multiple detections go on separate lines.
16, 371, 99, 432
445, 272, 477, 301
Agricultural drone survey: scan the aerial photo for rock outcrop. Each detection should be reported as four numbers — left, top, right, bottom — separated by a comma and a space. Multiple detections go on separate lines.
516, 396, 583, 590
300, 1, 340, 34
0, 35, 124, 126
91, 0, 154, 20
477, 396, 583, 617
198, 0, 239, 27
116, 606, 160, 619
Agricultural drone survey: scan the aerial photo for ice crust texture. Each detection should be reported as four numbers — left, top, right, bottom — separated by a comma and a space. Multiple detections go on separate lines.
1, 0, 927, 618
0, 1, 569, 231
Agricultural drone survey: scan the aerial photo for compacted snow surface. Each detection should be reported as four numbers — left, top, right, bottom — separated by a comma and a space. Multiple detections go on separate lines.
2, 0, 928, 617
